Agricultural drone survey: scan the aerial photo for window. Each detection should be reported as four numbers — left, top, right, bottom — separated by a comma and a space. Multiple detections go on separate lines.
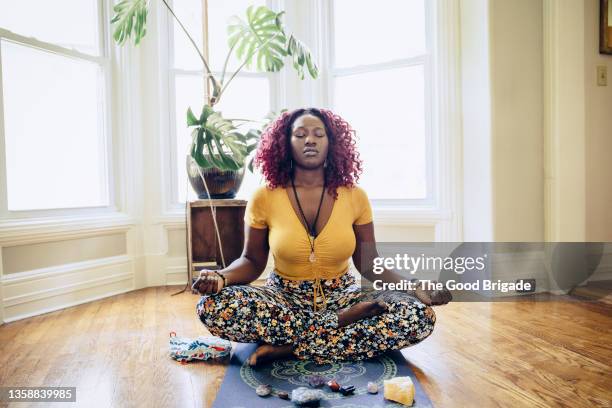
170, 0, 272, 204
328, 0, 431, 201
0, 0, 112, 213
167, 0, 437, 207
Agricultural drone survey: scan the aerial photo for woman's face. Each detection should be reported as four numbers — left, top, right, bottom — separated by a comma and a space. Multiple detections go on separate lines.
289, 114, 329, 170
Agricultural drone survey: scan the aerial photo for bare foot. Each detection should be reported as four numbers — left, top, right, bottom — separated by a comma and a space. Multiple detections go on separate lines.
248, 343, 294, 367
337, 300, 388, 327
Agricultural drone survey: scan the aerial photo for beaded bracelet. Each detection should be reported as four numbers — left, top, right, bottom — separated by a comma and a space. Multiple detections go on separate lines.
212, 270, 227, 289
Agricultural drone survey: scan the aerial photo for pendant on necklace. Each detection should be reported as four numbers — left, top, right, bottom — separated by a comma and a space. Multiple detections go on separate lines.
308, 234, 316, 262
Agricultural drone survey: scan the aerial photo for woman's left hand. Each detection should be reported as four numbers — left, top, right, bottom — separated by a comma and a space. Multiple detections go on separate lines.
413, 280, 452, 306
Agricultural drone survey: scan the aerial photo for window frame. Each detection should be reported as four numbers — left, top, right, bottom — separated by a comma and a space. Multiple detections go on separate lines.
165, 0, 283, 211
322, 0, 435, 207
0, 0, 118, 219
161, 0, 462, 240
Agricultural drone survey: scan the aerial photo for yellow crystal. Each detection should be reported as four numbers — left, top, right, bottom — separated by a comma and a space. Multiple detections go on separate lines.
383, 376, 415, 406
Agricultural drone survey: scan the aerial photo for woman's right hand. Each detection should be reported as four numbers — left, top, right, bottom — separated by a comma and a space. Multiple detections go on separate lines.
192, 269, 224, 295
413, 280, 452, 306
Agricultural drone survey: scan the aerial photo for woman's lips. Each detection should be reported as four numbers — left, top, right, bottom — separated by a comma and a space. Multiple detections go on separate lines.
303, 149, 318, 157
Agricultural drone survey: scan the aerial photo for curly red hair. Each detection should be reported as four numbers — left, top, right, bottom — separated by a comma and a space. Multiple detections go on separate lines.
253, 108, 363, 199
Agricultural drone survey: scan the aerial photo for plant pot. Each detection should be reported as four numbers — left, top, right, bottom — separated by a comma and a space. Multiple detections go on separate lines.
186, 155, 246, 199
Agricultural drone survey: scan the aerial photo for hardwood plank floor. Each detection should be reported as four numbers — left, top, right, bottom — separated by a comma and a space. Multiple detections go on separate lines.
0, 286, 610, 407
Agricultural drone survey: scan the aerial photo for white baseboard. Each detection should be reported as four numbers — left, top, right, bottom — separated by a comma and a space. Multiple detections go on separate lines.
1, 255, 135, 323
132, 255, 147, 290
486, 250, 551, 296
2, 287, 134, 324
586, 245, 612, 282
489, 246, 612, 295
166, 265, 188, 286
4, 243, 606, 325
162, 259, 276, 287
585, 266, 612, 282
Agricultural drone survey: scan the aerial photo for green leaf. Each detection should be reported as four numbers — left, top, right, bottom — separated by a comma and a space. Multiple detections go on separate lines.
286, 34, 319, 80
111, 0, 149, 46
199, 105, 215, 124
214, 137, 242, 170
186, 105, 263, 171
204, 134, 225, 169
207, 111, 236, 135
223, 134, 250, 163
209, 125, 242, 170
227, 5, 287, 73
245, 129, 261, 140
259, 109, 288, 134
187, 107, 199, 126
246, 144, 258, 155
205, 119, 233, 170
192, 128, 212, 168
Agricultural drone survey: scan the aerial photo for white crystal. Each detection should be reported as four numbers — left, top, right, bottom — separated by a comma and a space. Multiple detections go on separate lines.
291, 387, 324, 405
255, 384, 271, 397
367, 381, 379, 394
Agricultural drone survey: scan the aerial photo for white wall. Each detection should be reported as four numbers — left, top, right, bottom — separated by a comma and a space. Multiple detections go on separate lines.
490, 0, 545, 241
460, 0, 494, 241
462, 0, 612, 243
2, 233, 126, 274
461, 0, 545, 242
584, 0, 612, 281
460, 0, 612, 286
585, 0, 612, 242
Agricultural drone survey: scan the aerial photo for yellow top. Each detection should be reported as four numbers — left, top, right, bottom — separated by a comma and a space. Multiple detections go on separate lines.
243, 184, 373, 310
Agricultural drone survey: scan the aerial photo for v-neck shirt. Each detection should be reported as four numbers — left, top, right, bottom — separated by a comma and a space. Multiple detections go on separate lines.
244, 184, 373, 281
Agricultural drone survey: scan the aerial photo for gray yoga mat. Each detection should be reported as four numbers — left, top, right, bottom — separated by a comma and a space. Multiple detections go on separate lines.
211, 342, 434, 408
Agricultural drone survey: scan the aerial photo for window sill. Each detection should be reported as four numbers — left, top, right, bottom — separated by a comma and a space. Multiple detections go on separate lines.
152, 205, 451, 229
373, 206, 452, 226
152, 210, 187, 228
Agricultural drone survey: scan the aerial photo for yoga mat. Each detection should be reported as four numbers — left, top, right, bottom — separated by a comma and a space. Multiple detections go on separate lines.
211, 343, 434, 408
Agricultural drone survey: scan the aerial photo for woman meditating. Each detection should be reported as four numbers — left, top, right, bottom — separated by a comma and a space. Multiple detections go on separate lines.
194, 107, 451, 366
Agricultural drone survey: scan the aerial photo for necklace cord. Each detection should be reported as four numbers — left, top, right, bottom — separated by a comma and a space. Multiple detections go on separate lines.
291, 175, 326, 238
290, 172, 327, 311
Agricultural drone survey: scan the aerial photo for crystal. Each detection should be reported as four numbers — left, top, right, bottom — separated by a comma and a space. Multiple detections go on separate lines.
367, 381, 379, 394
384, 376, 415, 406
255, 384, 272, 397
277, 390, 289, 400
306, 375, 327, 388
309, 251, 316, 262
339, 385, 355, 395
327, 380, 340, 392
291, 387, 324, 406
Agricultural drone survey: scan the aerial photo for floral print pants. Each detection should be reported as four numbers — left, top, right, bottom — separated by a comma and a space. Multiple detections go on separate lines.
196, 271, 436, 364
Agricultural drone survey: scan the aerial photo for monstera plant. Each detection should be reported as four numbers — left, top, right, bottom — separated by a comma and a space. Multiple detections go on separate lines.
111, 0, 317, 197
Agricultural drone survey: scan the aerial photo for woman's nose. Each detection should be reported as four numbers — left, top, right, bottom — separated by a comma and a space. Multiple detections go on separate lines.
305, 134, 317, 144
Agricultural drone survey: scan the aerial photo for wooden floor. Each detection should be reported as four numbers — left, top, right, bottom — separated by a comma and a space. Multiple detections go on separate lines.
0, 286, 610, 408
